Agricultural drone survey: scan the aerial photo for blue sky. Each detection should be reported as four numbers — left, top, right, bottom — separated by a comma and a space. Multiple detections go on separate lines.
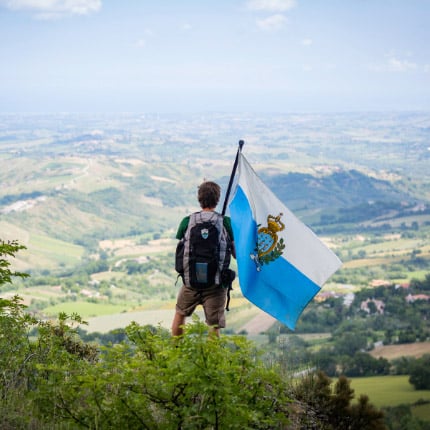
0, 0, 429, 113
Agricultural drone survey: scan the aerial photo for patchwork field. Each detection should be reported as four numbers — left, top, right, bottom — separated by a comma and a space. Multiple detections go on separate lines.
370, 342, 430, 360
79, 296, 266, 334
350, 375, 430, 408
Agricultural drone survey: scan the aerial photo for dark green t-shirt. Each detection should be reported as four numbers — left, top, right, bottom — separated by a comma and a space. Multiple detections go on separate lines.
176, 213, 234, 241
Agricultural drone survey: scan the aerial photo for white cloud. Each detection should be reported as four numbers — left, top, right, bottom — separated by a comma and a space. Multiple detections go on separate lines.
247, 0, 296, 12
386, 56, 417, 72
256, 14, 287, 31
301, 38, 313, 46
0, 0, 101, 18
369, 55, 418, 73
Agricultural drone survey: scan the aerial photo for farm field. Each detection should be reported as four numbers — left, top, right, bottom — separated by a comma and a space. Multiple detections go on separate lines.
80, 296, 265, 334
350, 375, 430, 408
1, 286, 259, 334
370, 342, 430, 360
84, 309, 183, 333
43, 301, 129, 318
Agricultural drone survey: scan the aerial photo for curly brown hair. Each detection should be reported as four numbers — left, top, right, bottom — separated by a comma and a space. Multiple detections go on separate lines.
197, 181, 221, 209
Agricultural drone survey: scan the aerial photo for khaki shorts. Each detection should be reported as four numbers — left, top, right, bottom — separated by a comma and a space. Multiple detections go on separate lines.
175, 284, 227, 328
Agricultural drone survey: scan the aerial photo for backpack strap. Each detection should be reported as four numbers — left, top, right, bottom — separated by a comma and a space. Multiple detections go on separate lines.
226, 285, 232, 311
222, 268, 236, 311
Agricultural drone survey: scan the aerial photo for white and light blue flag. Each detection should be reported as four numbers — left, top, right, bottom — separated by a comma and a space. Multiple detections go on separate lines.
229, 152, 342, 330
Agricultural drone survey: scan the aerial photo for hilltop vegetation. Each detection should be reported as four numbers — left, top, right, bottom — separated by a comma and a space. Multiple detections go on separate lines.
1, 295, 387, 429
1, 244, 387, 429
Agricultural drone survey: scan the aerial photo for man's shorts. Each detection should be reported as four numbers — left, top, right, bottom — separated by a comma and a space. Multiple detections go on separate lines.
175, 284, 227, 328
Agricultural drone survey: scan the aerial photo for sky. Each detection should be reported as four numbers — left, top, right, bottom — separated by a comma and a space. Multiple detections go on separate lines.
0, 0, 429, 113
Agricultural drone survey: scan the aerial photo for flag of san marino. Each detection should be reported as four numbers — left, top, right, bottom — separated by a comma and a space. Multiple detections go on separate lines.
228, 152, 342, 330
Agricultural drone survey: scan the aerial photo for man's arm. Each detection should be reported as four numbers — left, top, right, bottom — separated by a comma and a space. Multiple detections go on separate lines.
223, 216, 236, 259
176, 216, 190, 240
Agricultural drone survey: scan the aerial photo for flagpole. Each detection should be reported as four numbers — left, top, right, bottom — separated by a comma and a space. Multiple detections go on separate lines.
221, 140, 244, 216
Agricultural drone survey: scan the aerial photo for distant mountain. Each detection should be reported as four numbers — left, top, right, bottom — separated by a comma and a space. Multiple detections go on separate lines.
263, 169, 412, 212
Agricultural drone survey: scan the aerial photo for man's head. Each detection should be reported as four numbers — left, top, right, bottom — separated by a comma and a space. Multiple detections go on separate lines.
198, 181, 221, 209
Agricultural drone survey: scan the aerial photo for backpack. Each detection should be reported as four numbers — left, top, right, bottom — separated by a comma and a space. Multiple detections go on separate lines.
175, 211, 232, 289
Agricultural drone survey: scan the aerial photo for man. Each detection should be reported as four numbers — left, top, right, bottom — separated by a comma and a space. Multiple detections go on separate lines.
172, 181, 235, 337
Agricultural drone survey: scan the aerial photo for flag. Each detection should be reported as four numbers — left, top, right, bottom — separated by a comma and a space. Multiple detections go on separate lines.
228, 152, 342, 330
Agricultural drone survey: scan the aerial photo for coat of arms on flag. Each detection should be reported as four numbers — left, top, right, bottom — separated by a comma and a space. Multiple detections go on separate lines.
252, 213, 286, 270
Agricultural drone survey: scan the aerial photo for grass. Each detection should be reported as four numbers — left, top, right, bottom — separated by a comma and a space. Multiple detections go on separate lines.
91, 271, 126, 281
0, 221, 30, 243
412, 403, 430, 421
30, 233, 84, 261
226, 304, 261, 331
390, 270, 430, 283
358, 237, 423, 254
83, 309, 205, 333
349, 375, 430, 408
38, 296, 268, 335
1, 226, 85, 271
343, 256, 402, 269
42, 301, 129, 318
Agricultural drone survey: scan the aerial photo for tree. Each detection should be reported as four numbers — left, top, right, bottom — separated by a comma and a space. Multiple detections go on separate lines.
409, 354, 430, 390
334, 331, 368, 356
0, 239, 29, 286
291, 371, 386, 429
349, 394, 387, 430
0, 240, 32, 406
368, 300, 378, 314
383, 404, 430, 430
342, 352, 390, 377
410, 274, 430, 291
313, 347, 338, 376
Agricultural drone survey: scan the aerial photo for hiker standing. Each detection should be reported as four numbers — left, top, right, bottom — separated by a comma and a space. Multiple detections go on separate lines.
172, 181, 236, 336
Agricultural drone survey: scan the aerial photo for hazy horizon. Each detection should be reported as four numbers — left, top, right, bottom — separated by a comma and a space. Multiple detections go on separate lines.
1, 0, 429, 114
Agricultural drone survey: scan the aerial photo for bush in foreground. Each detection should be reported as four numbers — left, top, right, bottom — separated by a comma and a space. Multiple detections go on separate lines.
1, 240, 387, 429
1, 299, 291, 429
1, 297, 390, 429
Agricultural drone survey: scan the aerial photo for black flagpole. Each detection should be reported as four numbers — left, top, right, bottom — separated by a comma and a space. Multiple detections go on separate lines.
222, 140, 244, 216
